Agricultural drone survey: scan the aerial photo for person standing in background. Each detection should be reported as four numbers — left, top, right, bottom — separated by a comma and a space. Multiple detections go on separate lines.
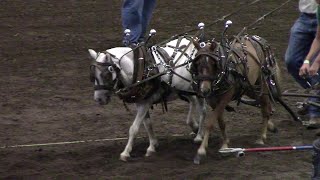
300, 0, 320, 77
121, 0, 156, 46
285, 0, 320, 128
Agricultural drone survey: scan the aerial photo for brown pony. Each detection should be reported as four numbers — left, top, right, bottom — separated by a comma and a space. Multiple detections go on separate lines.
191, 35, 281, 164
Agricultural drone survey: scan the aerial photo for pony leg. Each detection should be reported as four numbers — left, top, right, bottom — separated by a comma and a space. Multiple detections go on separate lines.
217, 112, 229, 150
256, 94, 275, 145
194, 97, 207, 143
185, 95, 198, 132
184, 95, 205, 143
194, 91, 234, 164
194, 110, 216, 164
143, 112, 159, 157
120, 102, 151, 161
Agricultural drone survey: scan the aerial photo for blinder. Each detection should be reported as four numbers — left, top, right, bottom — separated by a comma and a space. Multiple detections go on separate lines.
192, 51, 222, 81
90, 61, 119, 91
190, 44, 229, 96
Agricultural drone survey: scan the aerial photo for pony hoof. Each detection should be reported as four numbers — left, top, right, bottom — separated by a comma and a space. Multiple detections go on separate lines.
220, 144, 229, 150
193, 153, 205, 165
145, 150, 156, 157
190, 132, 196, 137
193, 136, 203, 143
119, 154, 130, 162
255, 139, 265, 145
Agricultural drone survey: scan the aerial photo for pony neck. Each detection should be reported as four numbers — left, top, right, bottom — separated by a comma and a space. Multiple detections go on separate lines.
107, 48, 134, 86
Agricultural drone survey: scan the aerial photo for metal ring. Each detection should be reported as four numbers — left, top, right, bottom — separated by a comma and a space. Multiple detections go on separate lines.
151, 46, 157, 51
199, 42, 206, 48
108, 66, 114, 73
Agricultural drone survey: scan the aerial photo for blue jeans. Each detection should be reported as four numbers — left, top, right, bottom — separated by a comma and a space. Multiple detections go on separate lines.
285, 13, 320, 118
121, 0, 156, 45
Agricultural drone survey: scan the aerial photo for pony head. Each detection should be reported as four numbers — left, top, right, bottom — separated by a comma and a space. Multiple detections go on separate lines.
89, 49, 119, 105
192, 40, 220, 97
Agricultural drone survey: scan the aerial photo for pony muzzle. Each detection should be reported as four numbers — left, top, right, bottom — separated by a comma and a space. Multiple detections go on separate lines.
94, 90, 112, 105
200, 81, 212, 97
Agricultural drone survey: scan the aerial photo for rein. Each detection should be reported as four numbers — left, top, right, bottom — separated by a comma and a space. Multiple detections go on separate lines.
236, 0, 294, 37
154, 0, 263, 47
115, 35, 198, 94
91, 42, 197, 100
116, 57, 196, 93
114, 0, 294, 92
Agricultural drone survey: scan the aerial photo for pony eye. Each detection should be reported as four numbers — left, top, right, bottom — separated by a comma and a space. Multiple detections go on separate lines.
108, 66, 114, 73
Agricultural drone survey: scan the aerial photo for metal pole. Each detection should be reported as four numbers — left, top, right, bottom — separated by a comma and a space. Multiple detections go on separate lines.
219, 145, 313, 157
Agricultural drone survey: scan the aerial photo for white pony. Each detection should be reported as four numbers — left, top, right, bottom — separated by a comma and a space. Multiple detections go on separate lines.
89, 36, 206, 161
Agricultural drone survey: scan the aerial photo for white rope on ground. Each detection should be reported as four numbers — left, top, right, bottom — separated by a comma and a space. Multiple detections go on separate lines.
0, 134, 187, 149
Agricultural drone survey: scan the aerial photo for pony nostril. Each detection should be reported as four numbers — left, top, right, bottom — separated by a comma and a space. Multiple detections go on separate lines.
201, 88, 211, 97
203, 91, 209, 97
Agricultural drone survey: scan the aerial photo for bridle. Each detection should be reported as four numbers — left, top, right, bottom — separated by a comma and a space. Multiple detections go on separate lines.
90, 59, 119, 92
192, 43, 227, 89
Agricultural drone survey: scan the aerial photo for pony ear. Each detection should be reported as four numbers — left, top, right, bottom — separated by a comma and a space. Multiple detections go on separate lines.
88, 49, 97, 59
113, 60, 121, 70
192, 37, 201, 50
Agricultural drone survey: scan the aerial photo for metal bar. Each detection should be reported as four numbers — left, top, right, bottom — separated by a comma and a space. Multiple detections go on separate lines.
219, 145, 313, 154
277, 97, 300, 122
243, 146, 313, 152
282, 93, 320, 99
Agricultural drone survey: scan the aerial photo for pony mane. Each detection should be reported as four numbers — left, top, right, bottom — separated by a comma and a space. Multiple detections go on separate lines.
107, 47, 132, 60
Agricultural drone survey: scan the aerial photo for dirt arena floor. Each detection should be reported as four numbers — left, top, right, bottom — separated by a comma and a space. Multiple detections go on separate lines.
0, 0, 318, 179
